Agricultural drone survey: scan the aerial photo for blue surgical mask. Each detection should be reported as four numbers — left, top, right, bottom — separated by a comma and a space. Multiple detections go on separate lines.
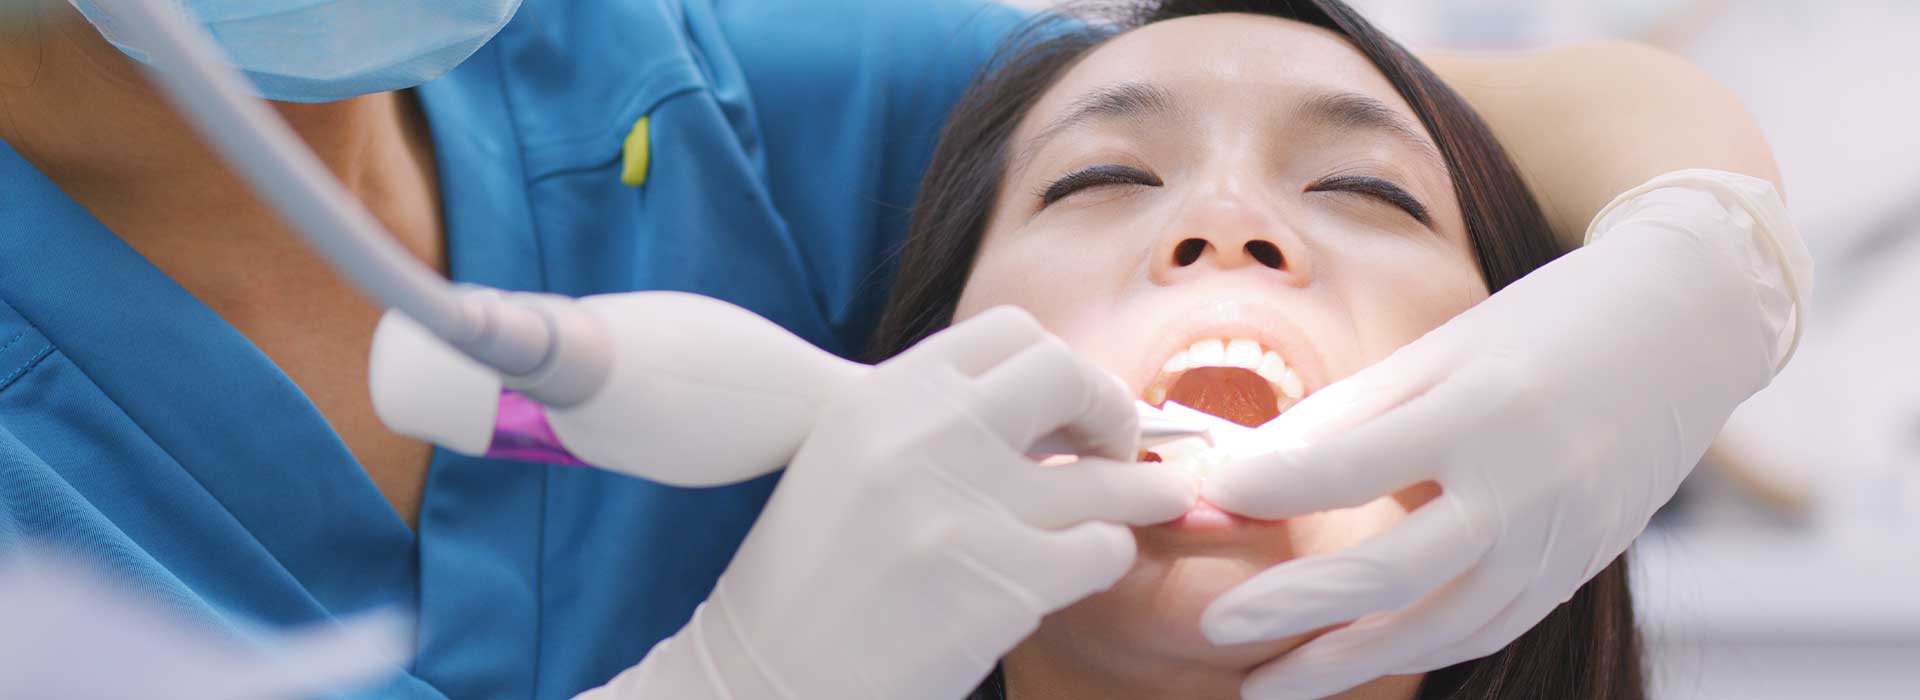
66, 0, 523, 103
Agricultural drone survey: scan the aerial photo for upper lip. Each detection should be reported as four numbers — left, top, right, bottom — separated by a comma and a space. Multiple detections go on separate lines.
1127, 299, 1327, 406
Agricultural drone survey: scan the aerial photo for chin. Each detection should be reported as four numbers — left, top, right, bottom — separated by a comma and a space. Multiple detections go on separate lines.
1039, 529, 1312, 671
1034, 502, 1426, 670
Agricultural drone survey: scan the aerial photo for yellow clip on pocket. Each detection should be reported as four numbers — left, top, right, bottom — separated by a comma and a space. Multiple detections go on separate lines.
621, 116, 650, 187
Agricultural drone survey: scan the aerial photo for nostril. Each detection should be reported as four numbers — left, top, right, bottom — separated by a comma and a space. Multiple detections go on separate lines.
1245, 240, 1283, 269
1173, 238, 1208, 266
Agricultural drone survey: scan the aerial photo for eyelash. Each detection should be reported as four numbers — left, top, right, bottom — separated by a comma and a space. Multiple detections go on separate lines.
1307, 175, 1431, 225
1035, 167, 1430, 226
1036, 164, 1161, 205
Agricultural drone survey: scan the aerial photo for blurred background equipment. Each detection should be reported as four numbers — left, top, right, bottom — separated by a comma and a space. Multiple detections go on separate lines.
0, 545, 409, 700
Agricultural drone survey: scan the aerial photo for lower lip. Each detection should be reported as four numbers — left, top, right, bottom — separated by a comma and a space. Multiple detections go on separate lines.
1165, 499, 1252, 532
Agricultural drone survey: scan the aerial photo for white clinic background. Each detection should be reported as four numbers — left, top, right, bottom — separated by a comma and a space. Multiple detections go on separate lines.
1001, 1, 1920, 697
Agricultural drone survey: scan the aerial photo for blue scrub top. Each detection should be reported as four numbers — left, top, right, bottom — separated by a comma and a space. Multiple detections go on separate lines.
0, 0, 1022, 697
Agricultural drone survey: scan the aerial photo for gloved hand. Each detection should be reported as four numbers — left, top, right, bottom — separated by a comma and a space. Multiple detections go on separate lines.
1195, 170, 1812, 698
576, 307, 1197, 700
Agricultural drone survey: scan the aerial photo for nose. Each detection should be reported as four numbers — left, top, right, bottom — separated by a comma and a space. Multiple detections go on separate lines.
1149, 199, 1311, 286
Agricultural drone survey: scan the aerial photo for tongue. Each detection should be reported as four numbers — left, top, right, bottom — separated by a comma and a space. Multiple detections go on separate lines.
1164, 367, 1279, 428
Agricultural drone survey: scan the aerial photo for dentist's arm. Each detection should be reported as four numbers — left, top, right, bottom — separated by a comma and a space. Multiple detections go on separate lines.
1426, 40, 1785, 248
1200, 45, 1812, 699
576, 308, 1196, 700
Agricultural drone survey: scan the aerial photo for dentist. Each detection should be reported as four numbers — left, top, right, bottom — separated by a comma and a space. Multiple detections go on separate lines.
0, 2, 1804, 700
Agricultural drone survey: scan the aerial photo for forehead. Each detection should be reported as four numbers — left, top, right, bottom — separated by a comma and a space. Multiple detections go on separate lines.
1019, 13, 1421, 143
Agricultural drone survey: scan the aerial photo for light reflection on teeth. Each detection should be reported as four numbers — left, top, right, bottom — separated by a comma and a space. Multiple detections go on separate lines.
1254, 351, 1287, 385
1187, 339, 1226, 366
1224, 338, 1261, 368
1161, 352, 1190, 374
1148, 401, 1309, 478
1168, 449, 1231, 479
1278, 366, 1304, 400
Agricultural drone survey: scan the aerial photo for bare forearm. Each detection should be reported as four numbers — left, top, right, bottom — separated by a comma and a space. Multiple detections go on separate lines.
1424, 41, 1783, 250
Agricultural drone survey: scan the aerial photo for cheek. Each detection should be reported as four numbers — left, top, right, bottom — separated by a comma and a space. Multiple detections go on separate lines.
1329, 242, 1487, 362
954, 227, 1135, 330
1047, 545, 1304, 669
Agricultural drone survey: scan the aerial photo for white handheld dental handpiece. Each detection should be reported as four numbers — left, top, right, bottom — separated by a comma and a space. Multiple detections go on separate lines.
370, 293, 870, 487
373, 308, 1215, 485
1025, 401, 1215, 457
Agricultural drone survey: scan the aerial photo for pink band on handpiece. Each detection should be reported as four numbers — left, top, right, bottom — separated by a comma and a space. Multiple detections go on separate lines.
485, 390, 588, 466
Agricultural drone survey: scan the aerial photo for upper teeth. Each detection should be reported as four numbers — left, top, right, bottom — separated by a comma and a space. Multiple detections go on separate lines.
1157, 337, 1304, 400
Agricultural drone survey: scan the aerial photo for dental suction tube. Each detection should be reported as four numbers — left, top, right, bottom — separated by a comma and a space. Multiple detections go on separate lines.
93, 0, 609, 406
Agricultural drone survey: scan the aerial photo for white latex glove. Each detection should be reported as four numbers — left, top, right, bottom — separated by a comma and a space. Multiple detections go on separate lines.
1195, 170, 1811, 698
577, 307, 1197, 700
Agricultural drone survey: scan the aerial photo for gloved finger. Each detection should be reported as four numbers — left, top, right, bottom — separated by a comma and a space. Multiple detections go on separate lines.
1249, 326, 1448, 443
898, 305, 1047, 377
996, 456, 1197, 529
1200, 365, 1491, 519
1397, 582, 1561, 672
1236, 561, 1526, 700
957, 518, 1140, 614
1201, 496, 1488, 646
972, 337, 1138, 460
1399, 546, 1625, 672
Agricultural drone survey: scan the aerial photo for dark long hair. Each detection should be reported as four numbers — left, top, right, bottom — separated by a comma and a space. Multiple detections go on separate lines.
868, 1, 1642, 698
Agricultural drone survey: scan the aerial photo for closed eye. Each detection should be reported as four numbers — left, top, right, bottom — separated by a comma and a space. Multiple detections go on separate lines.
1036, 164, 1162, 206
1307, 175, 1431, 226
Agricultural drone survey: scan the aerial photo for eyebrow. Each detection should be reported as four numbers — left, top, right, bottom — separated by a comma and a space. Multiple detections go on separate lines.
1294, 90, 1445, 168
1016, 82, 1447, 173
1017, 81, 1181, 164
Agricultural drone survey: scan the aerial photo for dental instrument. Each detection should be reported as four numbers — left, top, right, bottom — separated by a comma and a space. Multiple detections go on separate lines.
99, 0, 1207, 486
373, 304, 1209, 470
1135, 406, 1220, 444
1027, 401, 1216, 456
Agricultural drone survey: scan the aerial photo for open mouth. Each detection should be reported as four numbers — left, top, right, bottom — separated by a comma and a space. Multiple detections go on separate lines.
1143, 338, 1305, 428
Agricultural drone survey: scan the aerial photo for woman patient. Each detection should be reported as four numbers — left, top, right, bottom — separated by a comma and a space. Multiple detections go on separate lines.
868, 1, 1641, 698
